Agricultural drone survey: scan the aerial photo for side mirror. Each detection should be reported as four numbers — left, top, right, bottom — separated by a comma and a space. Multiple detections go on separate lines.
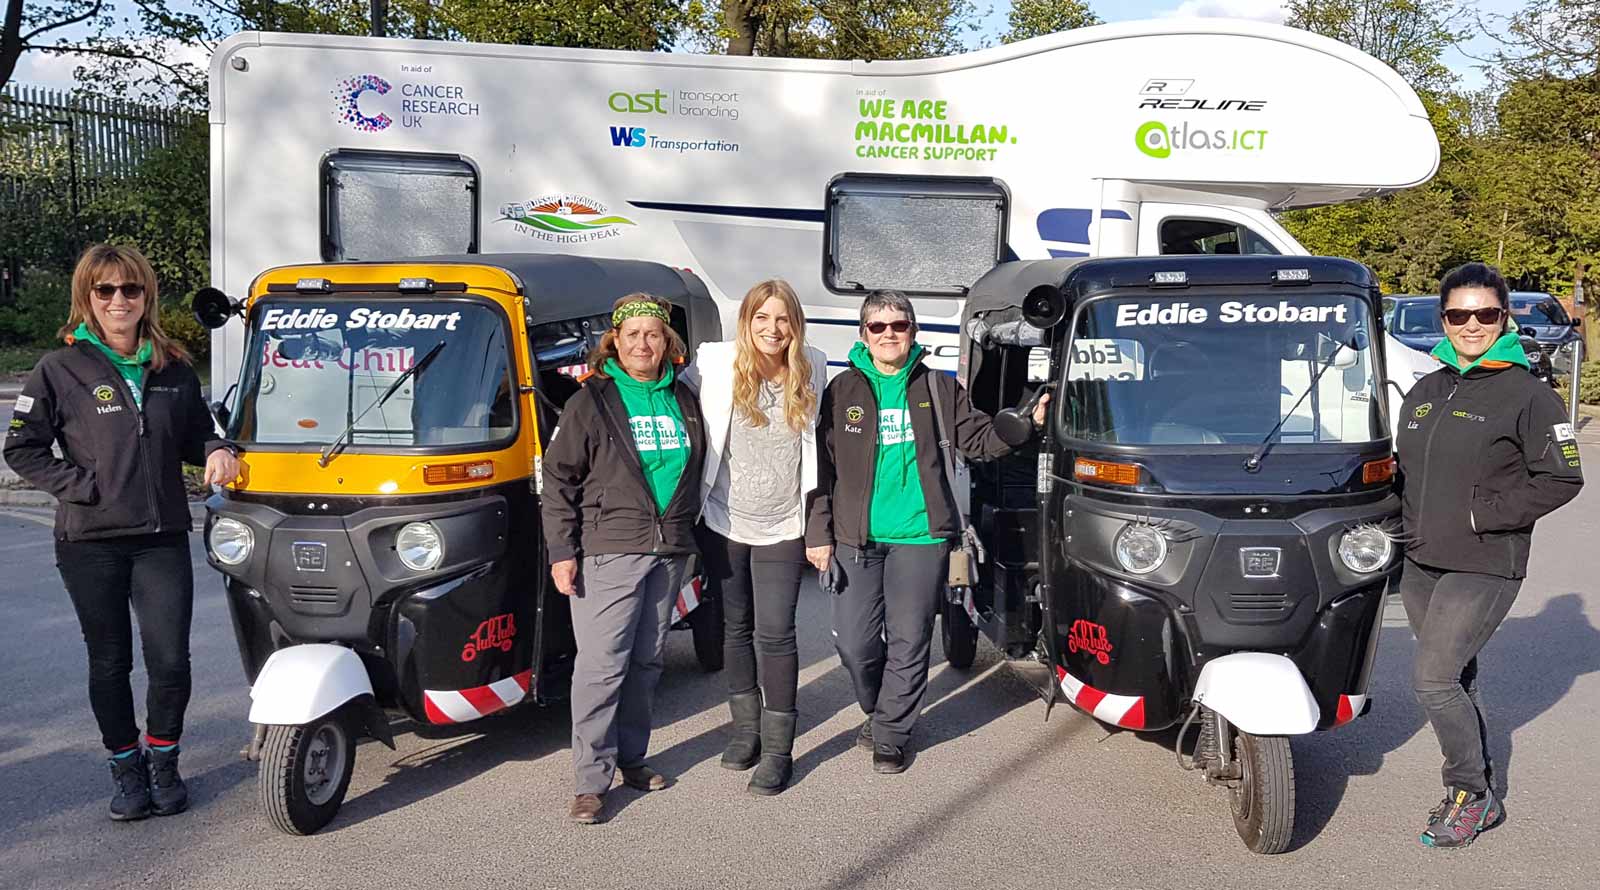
193, 287, 243, 330
209, 401, 231, 429
1022, 284, 1068, 329
1571, 319, 1583, 328
993, 408, 1034, 447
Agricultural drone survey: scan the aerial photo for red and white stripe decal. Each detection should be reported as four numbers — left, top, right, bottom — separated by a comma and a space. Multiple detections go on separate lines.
671, 575, 702, 624
422, 669, 532, 725
556, 363, 589, 379
1056, 666, 1146, 730
1333, 693, 1367, 726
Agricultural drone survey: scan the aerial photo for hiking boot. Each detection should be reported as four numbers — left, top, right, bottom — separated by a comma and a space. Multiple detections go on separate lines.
872, 743, 907, 775
856, 718, 874, 751
107, 750, 152, 822
620, 764, 670, 792
146, 746, 188, 816
747, 710, 797, 796
1420, 787, 1502, 848
568, 793, 604, 825
721, 691, 763, 771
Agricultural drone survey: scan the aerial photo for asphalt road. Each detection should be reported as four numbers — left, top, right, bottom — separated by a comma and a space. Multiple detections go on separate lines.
2, 448, 1598, 890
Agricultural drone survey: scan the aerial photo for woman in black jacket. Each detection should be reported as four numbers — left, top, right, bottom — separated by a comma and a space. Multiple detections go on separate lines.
1396, 262, 1582, 848
540, 294, 706, 825
4, 244, 239, 821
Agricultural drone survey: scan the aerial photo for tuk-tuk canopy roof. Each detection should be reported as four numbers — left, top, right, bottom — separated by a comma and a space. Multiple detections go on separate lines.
411, 253, 712, 325
965, 256, 1379, 329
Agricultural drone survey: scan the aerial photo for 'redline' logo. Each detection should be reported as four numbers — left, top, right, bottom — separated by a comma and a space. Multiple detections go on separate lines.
1135, 120, 1269, 159
497, 194, 636, 244
331, 72, 480, 132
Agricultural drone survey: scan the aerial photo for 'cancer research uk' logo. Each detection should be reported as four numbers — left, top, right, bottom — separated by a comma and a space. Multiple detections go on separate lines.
332, 74, 393, 132
497, 195, 636, 245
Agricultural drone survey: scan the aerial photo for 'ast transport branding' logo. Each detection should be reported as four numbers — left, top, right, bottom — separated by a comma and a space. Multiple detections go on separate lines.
332, 67, 481, 132
607, 88, 742, 120
497, 195, 636, 244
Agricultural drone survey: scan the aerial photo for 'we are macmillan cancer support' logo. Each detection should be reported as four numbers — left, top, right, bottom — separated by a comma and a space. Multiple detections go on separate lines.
332, 74, 393, 132
497, 195, 636, 244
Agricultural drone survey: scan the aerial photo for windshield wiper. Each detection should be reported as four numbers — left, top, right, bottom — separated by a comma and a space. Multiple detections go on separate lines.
1243, 339, 1351, 473
319, 340, 447, 468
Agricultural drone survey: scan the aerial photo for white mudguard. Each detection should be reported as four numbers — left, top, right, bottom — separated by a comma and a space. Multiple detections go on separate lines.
1192, 652, 1319, 735
248, 644, 374, 726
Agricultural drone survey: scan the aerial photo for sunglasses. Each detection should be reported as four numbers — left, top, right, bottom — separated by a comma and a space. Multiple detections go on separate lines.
92, 283, 146, 300
864, 320, 913, 335
1441, 307, 1504, 326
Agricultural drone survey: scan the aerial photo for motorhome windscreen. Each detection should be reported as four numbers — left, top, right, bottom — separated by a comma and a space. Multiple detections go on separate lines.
1060, 294, 1380, 446
229, 298, 515, 448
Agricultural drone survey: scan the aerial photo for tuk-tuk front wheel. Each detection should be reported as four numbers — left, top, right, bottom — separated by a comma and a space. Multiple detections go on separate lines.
259, 707, 357, 835
1229, 730, 1295, 854
940, 595, 978, 670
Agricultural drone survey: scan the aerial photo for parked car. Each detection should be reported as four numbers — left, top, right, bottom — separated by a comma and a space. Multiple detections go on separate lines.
1386, 295, 1446, 353
1510, 291, 1583, 374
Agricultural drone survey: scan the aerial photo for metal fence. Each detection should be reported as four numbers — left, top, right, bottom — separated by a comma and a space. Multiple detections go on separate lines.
1, 83, 194, 212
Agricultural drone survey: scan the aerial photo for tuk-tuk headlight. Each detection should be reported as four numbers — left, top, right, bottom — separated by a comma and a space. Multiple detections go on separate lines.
1338, 525, 1392, 574
1113, 524, 1167, 575
208, 518, 254, 566
396, 522, 444, 571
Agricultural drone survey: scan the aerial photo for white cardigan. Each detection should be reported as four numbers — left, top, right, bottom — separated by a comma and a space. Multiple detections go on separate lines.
680, 340, 828, 538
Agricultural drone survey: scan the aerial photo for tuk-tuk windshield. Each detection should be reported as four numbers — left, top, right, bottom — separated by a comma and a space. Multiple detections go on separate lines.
229, 298, 516, 448
1060, 294, 1382, 446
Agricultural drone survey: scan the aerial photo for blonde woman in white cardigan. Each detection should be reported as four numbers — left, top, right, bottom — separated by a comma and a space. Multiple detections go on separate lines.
682, 279, 827, 796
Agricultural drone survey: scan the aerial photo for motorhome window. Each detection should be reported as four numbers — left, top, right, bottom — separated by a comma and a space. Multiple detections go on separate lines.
825, 176, 1006, 295
230, 298, 515, 449
321, 152, 478, 261
1059, 294, 1380, 446
1158, 218, 1280, 256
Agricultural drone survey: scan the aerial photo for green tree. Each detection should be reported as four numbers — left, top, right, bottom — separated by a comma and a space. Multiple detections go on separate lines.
1283, 0, 1469, 92
1002, 0, 1100, 44
1, 1, 114, 94
710, 0, 982, 59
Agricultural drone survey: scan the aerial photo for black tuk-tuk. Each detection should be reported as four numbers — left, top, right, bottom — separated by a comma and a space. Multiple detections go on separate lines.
951, 256, 1400, 853
194, 254, 722, 834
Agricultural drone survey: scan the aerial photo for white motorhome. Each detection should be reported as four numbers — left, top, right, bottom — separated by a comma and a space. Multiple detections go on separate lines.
207, 19, 1439, 385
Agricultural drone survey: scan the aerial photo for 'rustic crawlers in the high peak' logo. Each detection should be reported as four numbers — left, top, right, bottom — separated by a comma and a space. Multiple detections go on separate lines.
498, 195, 636, 244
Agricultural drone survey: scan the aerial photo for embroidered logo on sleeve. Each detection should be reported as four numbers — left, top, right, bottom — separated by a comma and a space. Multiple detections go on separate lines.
12, 395, 34, 415
1552, 423, 1576, 442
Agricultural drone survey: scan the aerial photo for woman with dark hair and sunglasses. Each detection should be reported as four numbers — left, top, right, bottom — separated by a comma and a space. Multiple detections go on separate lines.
805, 290, 1048, 773
3, 244, 239, 821
1395, 261, 1583, 848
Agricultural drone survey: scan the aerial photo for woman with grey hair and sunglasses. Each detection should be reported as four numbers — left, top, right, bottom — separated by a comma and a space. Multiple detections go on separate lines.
804, 290, 1049, 773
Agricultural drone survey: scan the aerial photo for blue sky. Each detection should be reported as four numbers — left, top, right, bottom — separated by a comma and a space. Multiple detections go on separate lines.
13, 0, 1529, 94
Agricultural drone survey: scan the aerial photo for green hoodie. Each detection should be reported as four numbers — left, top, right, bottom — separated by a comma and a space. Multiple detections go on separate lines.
74, 322, 154, 409
849, 342, 943, 545
1431, 331, 1530, 374
603, 358, 689, 514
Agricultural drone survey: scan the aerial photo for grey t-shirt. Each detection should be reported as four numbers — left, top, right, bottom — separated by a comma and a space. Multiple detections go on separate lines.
704, 379, 803, 545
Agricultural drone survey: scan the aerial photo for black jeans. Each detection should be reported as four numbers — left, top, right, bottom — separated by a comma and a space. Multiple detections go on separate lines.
831, 540, 950, 748
1399, 558, 1522, 793
697, 526, 806, 712
55, 532, 195, 751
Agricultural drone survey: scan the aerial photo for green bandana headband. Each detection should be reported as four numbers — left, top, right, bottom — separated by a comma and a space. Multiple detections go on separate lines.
612, 300, 670, 327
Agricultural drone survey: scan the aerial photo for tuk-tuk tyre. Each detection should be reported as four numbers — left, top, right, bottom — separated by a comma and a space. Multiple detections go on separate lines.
687, 594, 724, 672
940, 599, 978, 670
1229, 731, 1295, 855
258, 708, 357, 836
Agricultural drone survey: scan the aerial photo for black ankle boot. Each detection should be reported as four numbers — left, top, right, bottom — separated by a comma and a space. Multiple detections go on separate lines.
147, 746, 188, 816
747, 709, 797, 796
107, 750, 152, 821
721, 691, 763, 771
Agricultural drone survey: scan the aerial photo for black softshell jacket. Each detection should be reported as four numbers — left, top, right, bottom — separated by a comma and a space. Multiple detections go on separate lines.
540, 373, 706, 563
4, 341, 232, 541
805, 360, 1013, 550
1396, 362, 1583, 578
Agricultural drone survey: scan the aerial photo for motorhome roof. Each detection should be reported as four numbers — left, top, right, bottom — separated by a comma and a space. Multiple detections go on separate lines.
969, 255, 1377, 312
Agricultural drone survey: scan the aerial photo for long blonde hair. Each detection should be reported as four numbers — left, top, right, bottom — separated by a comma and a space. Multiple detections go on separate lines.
732, 279, 816, 433
587, 293, 687, 376
60, 243, 190, 372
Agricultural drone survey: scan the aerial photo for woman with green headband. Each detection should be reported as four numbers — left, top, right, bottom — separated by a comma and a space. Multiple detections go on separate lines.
541, 293, 707, 825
